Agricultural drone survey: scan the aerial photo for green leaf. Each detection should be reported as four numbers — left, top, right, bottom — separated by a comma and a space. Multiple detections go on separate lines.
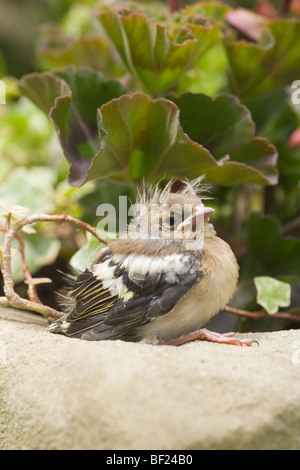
19, 67, 127, 186
0, 167, 60, 281
95, 5, 221, 94
176, 42, 228, 96
180, 1, 231, 22
38, 32, 124, 78
0, 166, 56, 215
19, 73, 220, 185
242, 213, 300, 278
244, 90, 300, 194
69, 232, 105, 272
0, 203, 29, 220
254, 276, 291, 314
77, 179, 137, 227
167, 92, 278, 185
225, 19, 300, 99
13, 233, 61, 283
19, 67, 278, 187
0, 230, 61, 283
87, 92, 218, 183
243, 90, 291, 137
0, 97, 56, 183
0, 49, 7, 77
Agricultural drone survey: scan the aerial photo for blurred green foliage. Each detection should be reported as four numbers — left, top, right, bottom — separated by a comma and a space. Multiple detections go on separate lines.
0, 0, 300, 330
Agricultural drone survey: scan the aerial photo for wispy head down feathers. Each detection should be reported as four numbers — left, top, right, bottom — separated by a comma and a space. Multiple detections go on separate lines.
135, 176, 211, 210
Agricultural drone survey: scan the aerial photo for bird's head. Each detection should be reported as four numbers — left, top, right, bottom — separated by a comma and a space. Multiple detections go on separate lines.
128, 178, 215, 249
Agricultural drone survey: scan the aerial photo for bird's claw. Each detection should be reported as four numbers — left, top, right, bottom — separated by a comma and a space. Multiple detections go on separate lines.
220, 332, 259, 346
161, 328, 258, 347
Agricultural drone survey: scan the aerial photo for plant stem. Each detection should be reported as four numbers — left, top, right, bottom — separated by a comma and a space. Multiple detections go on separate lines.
167, 0, 181, 13
264, 186, 275, 215
224, 305, 300, 322
281, 216, 300, 235
0, 297, 9, 306
18, 231, 43, 303
282, 0, 293, 13
1, 226, 43, 303
1, 213, 108, 322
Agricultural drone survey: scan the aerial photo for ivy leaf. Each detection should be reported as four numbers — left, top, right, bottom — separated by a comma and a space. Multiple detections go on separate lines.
0, 166, 56, 215
95, 5, 221, 94
254, 276, 291, 314
12, 234, 61, 283
0, 167, 60, 281
0, 230, 61, 283
168, 92, 278, 185
225, 18, 300, 99
0, 203, 30, 220
70, 232, 104, 272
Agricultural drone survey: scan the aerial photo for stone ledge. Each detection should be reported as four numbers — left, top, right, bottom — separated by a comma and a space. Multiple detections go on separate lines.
0, 306, 300, 450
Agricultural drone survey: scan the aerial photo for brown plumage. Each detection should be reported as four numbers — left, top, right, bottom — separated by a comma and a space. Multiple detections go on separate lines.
50, 178, 254, 346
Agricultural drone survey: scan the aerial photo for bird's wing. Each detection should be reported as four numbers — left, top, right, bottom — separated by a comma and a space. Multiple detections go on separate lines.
64, 246, 201, 340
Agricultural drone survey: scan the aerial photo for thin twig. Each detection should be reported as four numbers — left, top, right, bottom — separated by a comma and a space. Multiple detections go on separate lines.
281, 216, 300, 235
1, 226, 42, 303
0, 297, 9, 307
18, 232, 42, 304
224, 305, 300, 322
1, 213, 108, 322
7, 213, 11, 231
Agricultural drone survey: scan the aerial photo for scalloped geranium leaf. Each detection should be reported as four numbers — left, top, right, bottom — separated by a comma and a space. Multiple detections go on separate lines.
86, 92, 218, 183
19, 67, 127, 186
254, 276, 291, 314
19, 69, 279, 186
224, 17, 300, 99
38, 30, 124, 79
168, 92, 278, 185
179, 1, 231, 22
19, 70, 218, 185
94, 6, 221, 94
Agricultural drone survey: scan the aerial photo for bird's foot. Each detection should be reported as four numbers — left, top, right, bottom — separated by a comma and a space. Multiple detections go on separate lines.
160, 328, 258, 347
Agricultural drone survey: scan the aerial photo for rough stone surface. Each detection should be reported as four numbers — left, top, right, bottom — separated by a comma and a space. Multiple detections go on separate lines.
0, 306, 300, 450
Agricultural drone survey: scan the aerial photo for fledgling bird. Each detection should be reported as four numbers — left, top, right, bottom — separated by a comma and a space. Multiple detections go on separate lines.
50, 178, 254, 346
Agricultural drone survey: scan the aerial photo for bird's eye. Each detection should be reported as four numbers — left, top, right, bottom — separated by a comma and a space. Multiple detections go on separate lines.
159, 212, 178, 232
165, 216, 175, 228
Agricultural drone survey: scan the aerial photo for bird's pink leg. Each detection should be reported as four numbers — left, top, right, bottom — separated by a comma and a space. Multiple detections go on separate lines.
161, 328, 257, 347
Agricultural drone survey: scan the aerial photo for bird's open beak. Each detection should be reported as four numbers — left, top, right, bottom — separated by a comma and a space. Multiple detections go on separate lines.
176, 205, 215, 232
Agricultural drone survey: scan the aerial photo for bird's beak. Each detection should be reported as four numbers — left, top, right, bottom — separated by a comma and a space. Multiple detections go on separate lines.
176, 205, 215, 232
